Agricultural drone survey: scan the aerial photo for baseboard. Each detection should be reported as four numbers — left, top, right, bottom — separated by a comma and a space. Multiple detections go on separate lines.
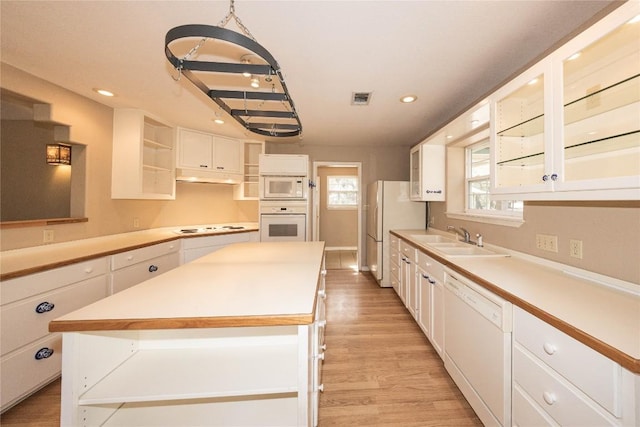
325, 246, 357, 251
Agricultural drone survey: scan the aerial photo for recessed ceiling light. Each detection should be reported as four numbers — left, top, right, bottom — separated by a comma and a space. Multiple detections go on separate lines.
400, 95, 417, 103
567, 52, 581, 61
213, 118, 225, 125
446, 135, 453, 139
93, 88, 115, 97
628, 14, 640, 24
527, 78, 539, 86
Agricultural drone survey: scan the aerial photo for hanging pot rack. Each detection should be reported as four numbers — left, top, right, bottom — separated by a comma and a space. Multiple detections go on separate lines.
164, 1, 302, 138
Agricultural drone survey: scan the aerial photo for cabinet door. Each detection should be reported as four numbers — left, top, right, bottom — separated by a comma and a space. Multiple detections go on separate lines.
554, 2, 640, 196
410, 146, 422, 200
178, 129, 213, 169
417, 268, 431, 337
491, 61, 555, 196
430, 279, 444, 358
213, 137, 243, 174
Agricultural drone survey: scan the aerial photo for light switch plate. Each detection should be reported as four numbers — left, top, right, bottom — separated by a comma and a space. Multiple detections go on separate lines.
536, 234, 558, 253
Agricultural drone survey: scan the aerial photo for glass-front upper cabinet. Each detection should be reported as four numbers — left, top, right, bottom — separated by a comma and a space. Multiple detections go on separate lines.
491, 62, 554, 196
555, 2, 639, 196
491, 1, 640, 200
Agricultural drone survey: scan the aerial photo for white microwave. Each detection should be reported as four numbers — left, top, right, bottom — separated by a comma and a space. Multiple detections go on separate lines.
260, 176, 308, 200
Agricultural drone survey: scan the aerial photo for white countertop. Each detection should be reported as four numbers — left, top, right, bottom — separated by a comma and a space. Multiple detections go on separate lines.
392, 229, 640, 373
49, 241, 326, 331
0, 223, 259, 280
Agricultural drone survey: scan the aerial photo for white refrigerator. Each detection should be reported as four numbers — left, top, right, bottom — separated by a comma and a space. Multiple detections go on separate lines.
366, 181, 426, 287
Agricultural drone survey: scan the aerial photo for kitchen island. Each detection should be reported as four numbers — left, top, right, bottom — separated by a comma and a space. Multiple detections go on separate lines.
49, 241, 327, 427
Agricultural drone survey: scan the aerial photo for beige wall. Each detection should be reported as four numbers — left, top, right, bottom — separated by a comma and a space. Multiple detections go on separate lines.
267, 141, 411, 266
1, 120, 71, 220
317, 166, 358, 249
0, 64, 258, 251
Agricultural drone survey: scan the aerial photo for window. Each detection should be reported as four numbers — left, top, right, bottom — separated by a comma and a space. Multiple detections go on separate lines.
466, 140, 523, 217
327, 176, 358, 209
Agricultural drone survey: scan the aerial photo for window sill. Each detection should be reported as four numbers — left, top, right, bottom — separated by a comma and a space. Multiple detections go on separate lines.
445, 211, 524, 228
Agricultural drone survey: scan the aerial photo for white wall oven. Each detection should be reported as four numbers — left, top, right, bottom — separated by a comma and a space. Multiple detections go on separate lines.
260, 201, 307, 242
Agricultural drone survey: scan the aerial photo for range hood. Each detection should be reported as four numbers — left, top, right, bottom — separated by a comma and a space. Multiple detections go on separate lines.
175, 168, 242, 185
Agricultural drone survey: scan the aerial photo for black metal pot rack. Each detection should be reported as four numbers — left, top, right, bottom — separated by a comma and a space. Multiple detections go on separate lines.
165, 24, 302, 138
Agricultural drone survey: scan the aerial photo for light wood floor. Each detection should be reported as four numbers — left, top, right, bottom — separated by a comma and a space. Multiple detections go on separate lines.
1, 270, 481, 426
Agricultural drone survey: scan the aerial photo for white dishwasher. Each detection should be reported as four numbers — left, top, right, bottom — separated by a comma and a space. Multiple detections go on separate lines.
443, 268, 513, 427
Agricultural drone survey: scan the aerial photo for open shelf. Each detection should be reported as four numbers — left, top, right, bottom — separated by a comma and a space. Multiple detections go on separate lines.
143, 138, 173, 150
101, 395, 298, 427
79, 344, 299, 405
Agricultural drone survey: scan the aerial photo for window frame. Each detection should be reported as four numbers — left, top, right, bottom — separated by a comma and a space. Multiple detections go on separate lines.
326, 175, 358, 210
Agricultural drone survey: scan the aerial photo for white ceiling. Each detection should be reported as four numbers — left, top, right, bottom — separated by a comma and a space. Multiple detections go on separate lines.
0, 0, 617, 148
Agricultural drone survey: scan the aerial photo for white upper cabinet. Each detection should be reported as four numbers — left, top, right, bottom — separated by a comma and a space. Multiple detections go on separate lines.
491, 2, 640, 200
112, 109, 176, 200
176, 128, 243, 183
410, 143, 445, 201
233, 140, 264, 200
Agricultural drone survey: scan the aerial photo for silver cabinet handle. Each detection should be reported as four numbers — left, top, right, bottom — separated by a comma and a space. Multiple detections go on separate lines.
148, 264, 159, 273
35, 301, 55, 313
35, 347, 54, 360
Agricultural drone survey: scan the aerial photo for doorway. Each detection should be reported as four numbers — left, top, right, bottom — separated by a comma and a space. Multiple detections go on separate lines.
312, 162, 362, 271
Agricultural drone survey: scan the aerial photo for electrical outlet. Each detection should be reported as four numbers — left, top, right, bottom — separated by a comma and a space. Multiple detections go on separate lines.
43, 229, 55, 243
570, 239, 583, 259
133, 217, 140, 228
536, 234, 558, 253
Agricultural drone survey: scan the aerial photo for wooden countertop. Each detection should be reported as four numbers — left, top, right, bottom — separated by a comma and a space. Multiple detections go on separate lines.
49, 241, 326, 332
391, 229, 640, 374
0, 223, 259, 281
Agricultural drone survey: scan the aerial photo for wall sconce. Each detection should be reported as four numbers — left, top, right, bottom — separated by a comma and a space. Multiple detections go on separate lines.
46, 143, 72, 165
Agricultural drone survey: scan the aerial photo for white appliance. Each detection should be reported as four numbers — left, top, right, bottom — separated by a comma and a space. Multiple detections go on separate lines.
260, 201, 307, 242
366, 181, 425, 287
444, 269, 512, 426
260, 175, 308, 200
259, 154, 309, 176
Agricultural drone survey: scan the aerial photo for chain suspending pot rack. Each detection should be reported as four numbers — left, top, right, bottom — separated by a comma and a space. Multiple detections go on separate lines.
165, 0, 302, 137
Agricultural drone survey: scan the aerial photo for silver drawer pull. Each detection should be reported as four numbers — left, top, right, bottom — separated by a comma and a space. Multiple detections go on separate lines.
34, 347, 54, 360
35, 301, 55, 314
148, 264, 159, 273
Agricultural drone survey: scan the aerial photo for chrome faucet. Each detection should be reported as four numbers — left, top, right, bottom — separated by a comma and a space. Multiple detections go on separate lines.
447, 226, 471, 243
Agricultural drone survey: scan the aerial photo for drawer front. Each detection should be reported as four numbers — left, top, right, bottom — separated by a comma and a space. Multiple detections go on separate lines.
111, 241, 180, 271
513, 383, 559, 427
513, 344, 616, 426
2, 257, 108, 305
417, 251, 444, 282
399, 240, 416, 259
1, 275, 108, 356
389, 234, 400, 251
111, 252, 180, 294
514, 308, 621, 415
181, 232, 251, 250
1, 334, 62, 411
389, 256, 400, 282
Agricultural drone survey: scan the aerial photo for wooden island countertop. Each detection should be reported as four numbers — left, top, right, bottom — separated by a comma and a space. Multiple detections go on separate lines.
49, 241, 326, 332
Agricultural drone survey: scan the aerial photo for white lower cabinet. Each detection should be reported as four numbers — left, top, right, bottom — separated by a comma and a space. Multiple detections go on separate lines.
399, 240, 417, 312
0, 258, 109, 411
110, 241, 181, 294
512, 307, 637, 426
415, 251, 444, 358
389, 234, 401, 295
181, 231, 259, 264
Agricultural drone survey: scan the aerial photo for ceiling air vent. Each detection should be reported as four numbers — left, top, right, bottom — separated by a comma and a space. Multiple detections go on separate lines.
351, 92, 372, 106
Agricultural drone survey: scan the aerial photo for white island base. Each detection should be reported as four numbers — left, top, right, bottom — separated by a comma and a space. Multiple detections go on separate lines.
51, 242, 327, 427
61, 326, 315, 426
